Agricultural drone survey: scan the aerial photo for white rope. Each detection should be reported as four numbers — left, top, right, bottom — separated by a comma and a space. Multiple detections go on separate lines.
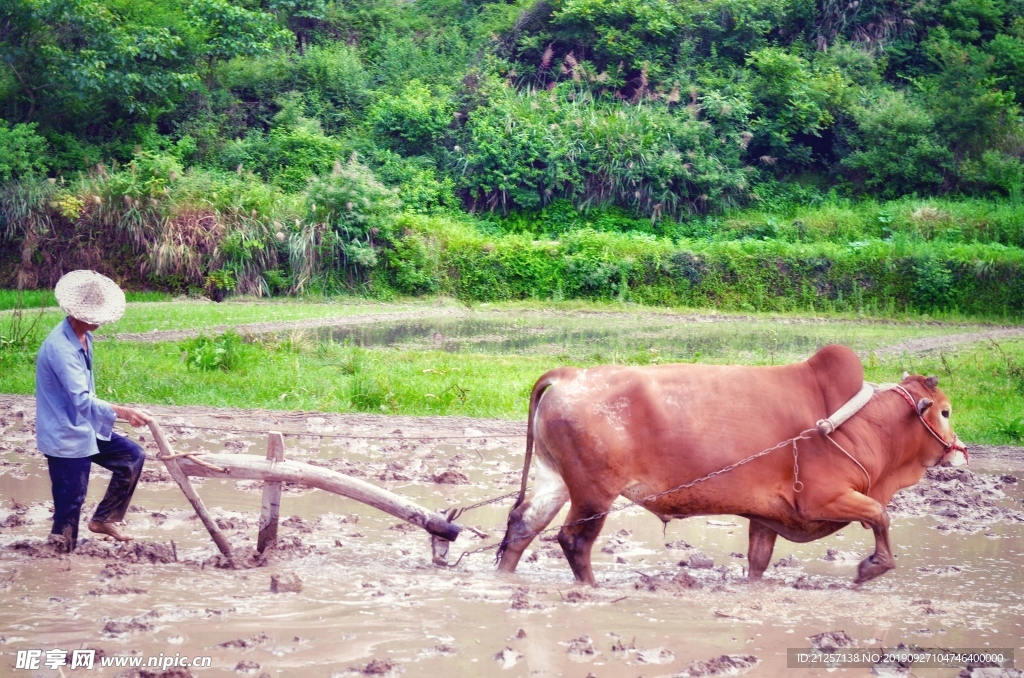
824, 433, 872, 492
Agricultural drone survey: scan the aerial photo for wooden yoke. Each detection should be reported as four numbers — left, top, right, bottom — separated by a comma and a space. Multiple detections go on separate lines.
146, 420, 234, 559
257, 432, 285, 553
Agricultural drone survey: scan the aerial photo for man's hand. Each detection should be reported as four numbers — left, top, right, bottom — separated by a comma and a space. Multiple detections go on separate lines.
112, 405, 153, 427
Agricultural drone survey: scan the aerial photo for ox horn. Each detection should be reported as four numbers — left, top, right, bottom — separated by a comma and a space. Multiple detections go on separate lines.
916, 397, 933, 415
925, 375, 939, 390
901, 371, 910, 380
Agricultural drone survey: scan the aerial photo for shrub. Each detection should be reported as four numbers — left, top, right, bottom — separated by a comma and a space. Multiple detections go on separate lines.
455, 82, 751, 217
296, 43, 371, 131
744, 48, 844, 165
290, 157, 400, 290
369, 80, 454, 156
839, 90, 953, 197
219, 100, 346, 191
180, 332, 249, 371
0, 120, 49, 181
960, 150, 1024, 197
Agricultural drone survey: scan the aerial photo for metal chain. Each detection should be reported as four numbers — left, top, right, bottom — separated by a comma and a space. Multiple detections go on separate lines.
448, 490, 521, 522
448, 427, 818, 567
792, 439, 804, 493
158, 422, 525, 441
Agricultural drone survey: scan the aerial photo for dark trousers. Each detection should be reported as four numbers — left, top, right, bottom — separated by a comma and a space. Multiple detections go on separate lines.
45, 433, 146, 550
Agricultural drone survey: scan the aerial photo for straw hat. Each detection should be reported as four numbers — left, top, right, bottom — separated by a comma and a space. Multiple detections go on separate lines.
54, 270, 126, 325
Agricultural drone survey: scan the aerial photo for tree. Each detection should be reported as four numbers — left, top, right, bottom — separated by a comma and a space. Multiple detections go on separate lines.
0, 0, 193, 124
185, 0, 292, 84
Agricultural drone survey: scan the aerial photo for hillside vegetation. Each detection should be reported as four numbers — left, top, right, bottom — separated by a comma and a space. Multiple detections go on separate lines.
2, 0, 1023, 315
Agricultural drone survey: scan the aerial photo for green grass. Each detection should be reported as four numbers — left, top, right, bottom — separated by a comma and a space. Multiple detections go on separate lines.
0, 289, 169, 311
863, 339, 1024, 446
0, 294, 440, 335
706, 196, 1024, 247
1, 303, 1021, 444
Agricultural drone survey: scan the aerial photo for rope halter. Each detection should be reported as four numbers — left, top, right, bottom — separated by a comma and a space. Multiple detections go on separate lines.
888, 384, 968, 465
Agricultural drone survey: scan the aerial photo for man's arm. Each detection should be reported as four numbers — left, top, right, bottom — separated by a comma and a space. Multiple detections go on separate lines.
109, 404, 152, 427
46, 345, 151, 431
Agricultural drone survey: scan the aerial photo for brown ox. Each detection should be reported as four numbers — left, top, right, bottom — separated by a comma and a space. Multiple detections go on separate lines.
496, 345, 966, 585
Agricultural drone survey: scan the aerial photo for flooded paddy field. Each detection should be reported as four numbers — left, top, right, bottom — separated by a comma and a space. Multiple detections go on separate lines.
1, 395, 1022, 678
296, 309, 1014, 364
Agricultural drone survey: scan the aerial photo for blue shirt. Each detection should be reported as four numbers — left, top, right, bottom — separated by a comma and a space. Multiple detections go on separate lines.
35, 318, 116, 458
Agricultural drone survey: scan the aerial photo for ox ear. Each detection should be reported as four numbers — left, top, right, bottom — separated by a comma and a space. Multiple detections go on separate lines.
901, 371, 910, 381
916, 398, 933, 415
925, 375, 939, 390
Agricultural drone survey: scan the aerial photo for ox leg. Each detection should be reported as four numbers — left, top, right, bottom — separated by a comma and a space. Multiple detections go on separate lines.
557, 499, 614, 586
811, 491, 894, 584
747, 520, 778, 580
496, 461, 569, 575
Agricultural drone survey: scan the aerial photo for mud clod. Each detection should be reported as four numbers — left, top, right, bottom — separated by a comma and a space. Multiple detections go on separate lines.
563, 589, 590, 603
665, 539, 692, 550
565, 635, 596, 659
773, 554, 801, 568
74, 540, 177, 564
216, 516, 252, 531
139, 468, 172, 483
0, 512, 31, 528
6, 538, 66, 559
676, 654, 760, 677
103, 619, 154, 635
219, 633, 270, 649
639, 570, 704, 592
808, 630, 856, 652
270, 573, 303, 593
823, 548, 860, 562
89, 585, 147, 596
636, 647, 675, 664
888, 467, 1024, 532
100, 562, 139, 578
682, 551, 714, 569
432, 470, 470, 485
957, 668, 1024, 677
359, 658, 400, 675
509, 587, 531, 610
116, 669, 195, 678
793, 575, 844, 590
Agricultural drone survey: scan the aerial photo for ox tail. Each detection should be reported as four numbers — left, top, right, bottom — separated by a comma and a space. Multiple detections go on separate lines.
496, 370, 560, 562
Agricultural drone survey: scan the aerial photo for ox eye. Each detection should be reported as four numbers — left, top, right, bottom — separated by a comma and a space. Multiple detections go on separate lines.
941, 409, 950, 418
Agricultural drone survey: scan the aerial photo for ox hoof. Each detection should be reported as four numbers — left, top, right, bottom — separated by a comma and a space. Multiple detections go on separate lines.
854, 555, 893, 584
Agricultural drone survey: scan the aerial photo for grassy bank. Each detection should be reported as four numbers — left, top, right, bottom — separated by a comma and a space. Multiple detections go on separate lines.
388, 214, 1024, 318
3, 164, 1024, 319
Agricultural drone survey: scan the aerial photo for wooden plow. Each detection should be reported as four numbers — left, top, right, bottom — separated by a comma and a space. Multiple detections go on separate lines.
146, 420, 462, 566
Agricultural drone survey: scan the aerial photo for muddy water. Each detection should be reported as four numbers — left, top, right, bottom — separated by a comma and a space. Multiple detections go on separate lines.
1, 396, 1023, 678
302, 312, 963, 363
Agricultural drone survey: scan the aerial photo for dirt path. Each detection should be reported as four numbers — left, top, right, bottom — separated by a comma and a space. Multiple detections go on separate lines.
872, 326, 1024, 357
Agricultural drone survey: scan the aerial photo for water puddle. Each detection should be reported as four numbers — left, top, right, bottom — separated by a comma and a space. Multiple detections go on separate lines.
289, 311, 964, 363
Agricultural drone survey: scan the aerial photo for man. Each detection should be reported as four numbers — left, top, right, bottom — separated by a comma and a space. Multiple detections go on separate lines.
36, 270, 152, 551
